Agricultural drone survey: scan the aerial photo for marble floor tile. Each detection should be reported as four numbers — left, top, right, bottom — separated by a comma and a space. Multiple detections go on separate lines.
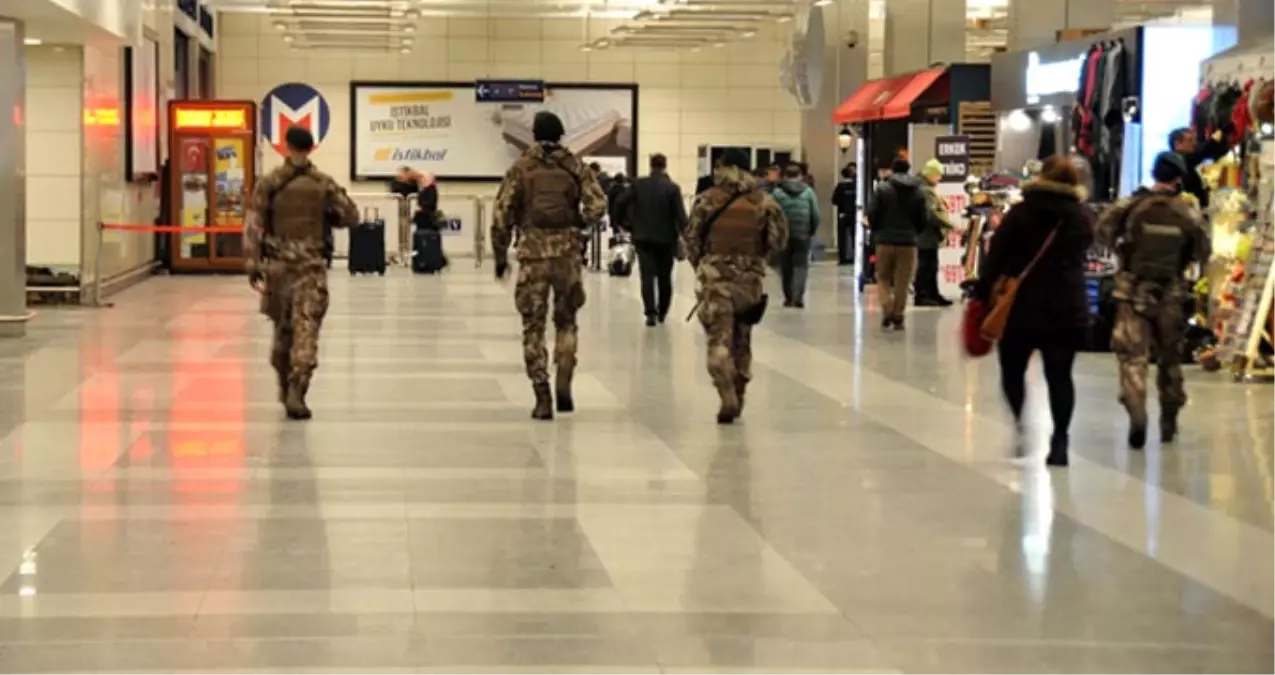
0, 267, 1267, 672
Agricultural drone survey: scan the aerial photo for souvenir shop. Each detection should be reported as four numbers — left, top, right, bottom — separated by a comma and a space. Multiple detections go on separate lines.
1190, 40, 1275, 380
982, 25, 1232, 350
831, 64, 992, 293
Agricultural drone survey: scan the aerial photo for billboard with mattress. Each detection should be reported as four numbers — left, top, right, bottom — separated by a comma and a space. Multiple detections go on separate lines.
350, 82, 637, 182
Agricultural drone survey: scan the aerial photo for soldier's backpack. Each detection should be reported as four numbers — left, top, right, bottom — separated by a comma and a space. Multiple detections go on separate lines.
1124, 193, 1193, 285
522, 160, 582, 230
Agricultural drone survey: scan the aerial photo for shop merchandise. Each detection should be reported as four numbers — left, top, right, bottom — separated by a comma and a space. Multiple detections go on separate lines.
1071, 39, 1133, 202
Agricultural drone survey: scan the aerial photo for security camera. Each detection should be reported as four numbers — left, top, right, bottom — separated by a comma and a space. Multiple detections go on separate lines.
844, 30, 859, 49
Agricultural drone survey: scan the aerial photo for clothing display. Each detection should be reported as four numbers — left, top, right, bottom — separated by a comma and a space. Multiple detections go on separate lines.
1071, 39, 1133, 202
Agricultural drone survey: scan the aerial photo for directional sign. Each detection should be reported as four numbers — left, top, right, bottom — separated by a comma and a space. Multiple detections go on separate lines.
475, 80, 546, 104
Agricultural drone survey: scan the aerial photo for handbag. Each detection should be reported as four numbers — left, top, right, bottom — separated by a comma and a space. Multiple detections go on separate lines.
962, 298, 993, 357
980, 226, 1058, 341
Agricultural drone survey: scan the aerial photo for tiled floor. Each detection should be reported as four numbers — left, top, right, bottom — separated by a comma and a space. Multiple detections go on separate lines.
0, 263, 1270, 673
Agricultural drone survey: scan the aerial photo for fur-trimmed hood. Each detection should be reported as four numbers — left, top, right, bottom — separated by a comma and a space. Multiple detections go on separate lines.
1021, 179, 1088, 202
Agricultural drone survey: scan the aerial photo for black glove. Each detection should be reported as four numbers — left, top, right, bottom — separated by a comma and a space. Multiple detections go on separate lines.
248, 269, 265, 291
495, 261, 508, 280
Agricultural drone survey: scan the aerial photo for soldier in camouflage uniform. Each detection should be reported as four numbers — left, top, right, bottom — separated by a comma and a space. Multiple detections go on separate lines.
1097, 152, 1209, 449
492, 112, 607, 420
245, 127, 359, 420
684, 149, 788, 424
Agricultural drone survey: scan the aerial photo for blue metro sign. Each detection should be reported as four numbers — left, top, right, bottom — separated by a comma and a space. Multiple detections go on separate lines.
475, 80, 546, 103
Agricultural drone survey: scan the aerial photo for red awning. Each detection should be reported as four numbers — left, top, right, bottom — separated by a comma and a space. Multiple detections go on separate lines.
832, 68, 947, 124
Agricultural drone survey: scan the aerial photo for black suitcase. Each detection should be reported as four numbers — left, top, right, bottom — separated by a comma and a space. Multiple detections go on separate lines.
349, 208, 386, 276
412, 228, 446, 274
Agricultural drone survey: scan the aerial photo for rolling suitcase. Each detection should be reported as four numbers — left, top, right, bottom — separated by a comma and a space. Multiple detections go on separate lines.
412, 228, 446, 274
349, 207, 387, 276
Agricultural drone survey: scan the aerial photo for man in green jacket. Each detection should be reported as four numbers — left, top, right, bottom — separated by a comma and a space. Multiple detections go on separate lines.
771, 164, 821, 308
915, 159, 954, 307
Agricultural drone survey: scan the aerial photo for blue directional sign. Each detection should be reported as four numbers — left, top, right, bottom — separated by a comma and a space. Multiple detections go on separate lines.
475, 80, 546, 103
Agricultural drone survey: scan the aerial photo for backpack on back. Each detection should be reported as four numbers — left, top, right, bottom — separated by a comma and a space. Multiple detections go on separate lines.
1124, 194, 1191, 284
522, 161, 581, 230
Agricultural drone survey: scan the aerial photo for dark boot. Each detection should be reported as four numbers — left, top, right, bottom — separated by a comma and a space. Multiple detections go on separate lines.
1046, 433, 1069, 467
1160, 409, 1179, 443
284, 378, 312, 421
531, 383, 554, 421
716, 385, 740, 425
555, 366, 574, 414
1128, 420, 1147, 450
734, 376, 749, 415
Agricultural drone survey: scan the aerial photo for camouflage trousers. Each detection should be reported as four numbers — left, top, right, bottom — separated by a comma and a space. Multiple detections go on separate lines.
697, 276, 762, 402
514, 257, 586, 385
1112, 299, 1186, 423
262, 261, 330, 392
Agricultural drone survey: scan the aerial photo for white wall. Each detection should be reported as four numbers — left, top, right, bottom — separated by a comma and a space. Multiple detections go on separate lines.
216, 13, 804, 195
25, 46, 83, 269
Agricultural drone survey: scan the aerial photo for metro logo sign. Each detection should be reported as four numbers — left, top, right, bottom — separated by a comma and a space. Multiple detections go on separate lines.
260, 82, 330, 157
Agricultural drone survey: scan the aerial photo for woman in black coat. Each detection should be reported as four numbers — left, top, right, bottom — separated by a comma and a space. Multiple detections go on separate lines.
974, 156, 1094, 467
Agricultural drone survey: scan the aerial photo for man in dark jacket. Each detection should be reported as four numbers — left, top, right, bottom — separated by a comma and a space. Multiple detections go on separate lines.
831, 163, 857, 265
866, 158, 928, 330
1170, 127, 1228, 209
771, 164, 820, 308
616, 154, 687, 325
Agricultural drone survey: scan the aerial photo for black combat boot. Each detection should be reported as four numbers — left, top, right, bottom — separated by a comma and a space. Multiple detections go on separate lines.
1128, 416, 1148, 450
716, 385, 741, 425
555, 365, 575, 414
1160, 408, 1179, 443
734, 376, 749, 415
284, 378, 312, 421
531, 383, 554, 421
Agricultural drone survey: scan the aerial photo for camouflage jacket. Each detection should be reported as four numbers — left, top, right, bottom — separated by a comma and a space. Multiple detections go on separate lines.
492, 143, 607, 264
244, 158, 358, 274
1096, 187, 1209, 304
684, 167, 788, 279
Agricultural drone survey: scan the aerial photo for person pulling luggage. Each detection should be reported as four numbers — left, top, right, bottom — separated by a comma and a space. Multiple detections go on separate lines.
684, 149, 788, 424
245, 127, 359, 420
491, 112, 607, 420
1097, 152, 1210, 449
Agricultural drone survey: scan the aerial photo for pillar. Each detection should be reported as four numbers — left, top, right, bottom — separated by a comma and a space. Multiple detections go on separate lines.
800, 0, 871, 242
882, 0, 965, 76
1213, 0, 1275, 46
0, 20, 26, 338
1007, 0, 1112, 52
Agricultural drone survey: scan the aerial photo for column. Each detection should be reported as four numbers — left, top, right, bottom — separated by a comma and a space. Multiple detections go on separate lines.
1213, 0, 1275, 46
800, 0, 871, 241
882, 0, 965, 76
0, 20, 26, 338
1007, 0, 1112, 52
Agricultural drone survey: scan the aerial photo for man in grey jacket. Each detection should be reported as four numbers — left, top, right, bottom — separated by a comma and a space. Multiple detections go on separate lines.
771, 164, 820, 308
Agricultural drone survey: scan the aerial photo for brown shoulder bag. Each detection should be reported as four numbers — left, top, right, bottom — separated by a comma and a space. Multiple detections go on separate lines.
980, 226, 1059, 341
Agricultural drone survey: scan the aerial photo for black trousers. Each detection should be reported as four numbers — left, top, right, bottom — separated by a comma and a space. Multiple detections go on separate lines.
635, 241, 675, 319
836, 214, 855, 264
996, 340, 1077, 437
914, 247, 941, 300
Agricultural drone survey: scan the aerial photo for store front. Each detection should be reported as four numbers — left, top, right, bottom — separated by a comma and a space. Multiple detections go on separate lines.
990, 26, 1230, 202
832, 64, 991, 292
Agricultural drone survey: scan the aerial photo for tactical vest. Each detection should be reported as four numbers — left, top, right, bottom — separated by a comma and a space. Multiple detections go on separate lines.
520, 160, 581, 230
269, 172, 328, 245
705, 188, 765, 256
1124, 194, 1191, 285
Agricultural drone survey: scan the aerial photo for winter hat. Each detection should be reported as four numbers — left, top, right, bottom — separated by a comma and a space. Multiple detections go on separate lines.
285, 127, 315, 152
720, 148, 751, 171
1152, 151, 1189, 183
532, 111, 565, 142
921, 159, 944, 179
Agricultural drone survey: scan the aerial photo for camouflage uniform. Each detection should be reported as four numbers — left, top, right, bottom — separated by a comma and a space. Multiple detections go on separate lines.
684, 167, 788, 423
245, 158, 358, 417
492, 143, 606, 416
1097, 190, 1209, 438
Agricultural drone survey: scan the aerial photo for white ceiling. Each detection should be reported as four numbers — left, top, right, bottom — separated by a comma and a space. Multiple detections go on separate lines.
206, 0, 1217, 53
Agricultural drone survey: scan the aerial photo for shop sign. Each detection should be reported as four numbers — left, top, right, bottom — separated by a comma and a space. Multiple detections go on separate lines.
934, 135, 970, 183
1025, 51, 1086, 103
174, 107, 248, 130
